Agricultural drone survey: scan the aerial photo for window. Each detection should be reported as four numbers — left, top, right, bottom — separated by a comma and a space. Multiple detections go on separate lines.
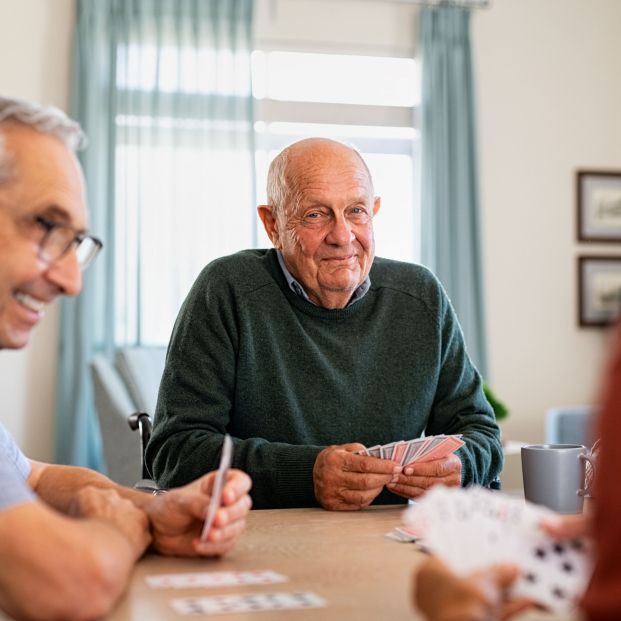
114, 38, 420, 345
252, 50, 421, 263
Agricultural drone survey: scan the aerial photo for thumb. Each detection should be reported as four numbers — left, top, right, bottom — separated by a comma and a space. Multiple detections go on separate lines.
174, 491, 211, 521
491, 564, 520, 589
341, 442, 367, 453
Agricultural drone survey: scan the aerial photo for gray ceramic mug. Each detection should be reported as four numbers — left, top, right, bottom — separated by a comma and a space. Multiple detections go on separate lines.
521, 444, 587, 513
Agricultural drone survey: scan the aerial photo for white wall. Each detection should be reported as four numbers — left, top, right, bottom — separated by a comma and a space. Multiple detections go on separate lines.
2, 0, 620, 466
473, 0, 621, 448
0, 0, 75, 460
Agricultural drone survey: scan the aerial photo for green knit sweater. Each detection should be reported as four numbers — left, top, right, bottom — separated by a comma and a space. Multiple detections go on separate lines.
147, 249, 502, 508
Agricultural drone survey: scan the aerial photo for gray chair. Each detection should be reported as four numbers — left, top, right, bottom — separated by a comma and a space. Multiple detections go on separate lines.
90, 346, 167, 486
545, 405, 595, 446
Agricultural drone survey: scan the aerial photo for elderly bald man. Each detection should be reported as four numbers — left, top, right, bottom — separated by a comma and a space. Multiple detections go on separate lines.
148, 138, 502, 511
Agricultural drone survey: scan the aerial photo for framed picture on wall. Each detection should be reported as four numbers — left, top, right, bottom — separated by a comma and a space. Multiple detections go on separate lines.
577, 170, 621, 242
578, 256, 621, 327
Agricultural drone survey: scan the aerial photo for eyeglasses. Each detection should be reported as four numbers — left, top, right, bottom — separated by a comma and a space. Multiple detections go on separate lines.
34, 216, 103, 271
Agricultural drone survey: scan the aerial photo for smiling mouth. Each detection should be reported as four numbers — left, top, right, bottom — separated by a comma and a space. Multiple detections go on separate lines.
322, 255, 356, 263
15, 292, 47, 315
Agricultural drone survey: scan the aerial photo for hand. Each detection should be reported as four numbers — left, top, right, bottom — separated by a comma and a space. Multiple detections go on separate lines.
146, 469, 252, 557
387, 454, 461, 500
540, 514, 590, 540
69, 486, 151, 558
313, 443, 401, 511
415, 556, 533, 621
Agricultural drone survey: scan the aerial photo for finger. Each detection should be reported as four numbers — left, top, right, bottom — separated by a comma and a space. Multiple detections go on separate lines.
196, 471, 217, 495
192, 537, 236, 557
490, 564, 520, 589
402, 455, 461, 478
213, 494, 252, 528
337, 470, 395, 491
540, 514, 589, 539
209, 515, 247, 544
385, 482, 426, 499
221, 470, 253, 505
161, 491, 210, 522
339, 486, 385, 508
390, 471, 460, 493
501, 598, 536, 619
343, 453, 400, 475
340, 442, 368, 453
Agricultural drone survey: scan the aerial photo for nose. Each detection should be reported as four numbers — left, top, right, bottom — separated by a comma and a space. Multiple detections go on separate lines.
45, 248, 83, 296
326, 214, 355, 246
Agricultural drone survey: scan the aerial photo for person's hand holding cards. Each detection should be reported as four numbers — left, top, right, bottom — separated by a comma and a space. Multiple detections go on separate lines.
388, 453, 462, 499
146, 435, 252, 557
313, 443, 402, 511
359, 435, 464, 500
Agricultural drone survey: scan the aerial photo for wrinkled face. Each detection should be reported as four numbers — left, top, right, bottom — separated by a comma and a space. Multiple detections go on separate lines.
259, 141, 380, 309
0, 124, 87, 349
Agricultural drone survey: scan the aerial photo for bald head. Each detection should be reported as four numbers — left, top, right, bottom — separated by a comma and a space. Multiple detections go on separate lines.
266, 138, 374, 217
257, 137, 380, 310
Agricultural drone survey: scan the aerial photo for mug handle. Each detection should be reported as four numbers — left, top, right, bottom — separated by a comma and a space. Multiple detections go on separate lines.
578, 453, 596, 498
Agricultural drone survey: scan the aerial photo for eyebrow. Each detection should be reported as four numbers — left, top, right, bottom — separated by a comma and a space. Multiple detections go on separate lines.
39, 205, 87, 234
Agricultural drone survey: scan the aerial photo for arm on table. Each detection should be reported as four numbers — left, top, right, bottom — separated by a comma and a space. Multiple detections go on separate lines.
0, 495, 148, 621
28, 460, 252, 557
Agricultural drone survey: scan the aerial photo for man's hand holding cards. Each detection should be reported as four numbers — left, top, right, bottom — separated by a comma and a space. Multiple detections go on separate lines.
199, 435, 239, 546
146, 434, 252, 557
361, 435, 464, 500
312, 435, 464, 511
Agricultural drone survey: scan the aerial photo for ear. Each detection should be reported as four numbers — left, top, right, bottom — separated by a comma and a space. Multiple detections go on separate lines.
257, 205, 280, 248
372, 196, 381, 217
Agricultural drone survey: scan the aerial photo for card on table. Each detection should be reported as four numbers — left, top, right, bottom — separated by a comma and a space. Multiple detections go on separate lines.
200, 434, 233, 541
146, 570, 288, 590
170, 591, 326, 615
402, 486, 592, 614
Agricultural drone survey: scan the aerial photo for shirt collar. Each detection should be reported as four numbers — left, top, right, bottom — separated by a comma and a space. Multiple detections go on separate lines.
276, 249, 371, 307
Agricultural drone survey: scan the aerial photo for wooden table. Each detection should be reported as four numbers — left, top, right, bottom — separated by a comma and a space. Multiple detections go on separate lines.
106, 506, 574, 621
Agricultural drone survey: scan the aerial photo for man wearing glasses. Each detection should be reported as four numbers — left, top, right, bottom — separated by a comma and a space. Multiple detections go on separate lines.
0, 96, 252, 621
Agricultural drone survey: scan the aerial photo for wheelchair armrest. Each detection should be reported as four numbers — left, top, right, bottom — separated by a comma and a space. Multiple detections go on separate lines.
127, 412, 153, 483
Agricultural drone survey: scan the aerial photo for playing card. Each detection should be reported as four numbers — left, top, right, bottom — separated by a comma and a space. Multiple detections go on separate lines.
391, 441, 408, 463
146, 570, 288, 590
402, 486, 592, 614
385, 525, 419, 543
411, 436, 465, 464
170, 591, 326, 615
200, 434, 233, 541
512, 532, 591, 614
356, 434, 464, 467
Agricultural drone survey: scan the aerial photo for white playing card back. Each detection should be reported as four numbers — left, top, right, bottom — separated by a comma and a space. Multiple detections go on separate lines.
200, 434, 233, 541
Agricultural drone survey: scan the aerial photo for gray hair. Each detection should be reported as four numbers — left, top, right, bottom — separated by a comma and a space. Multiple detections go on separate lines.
266, 139, 374, 216
0, 96, 86, 184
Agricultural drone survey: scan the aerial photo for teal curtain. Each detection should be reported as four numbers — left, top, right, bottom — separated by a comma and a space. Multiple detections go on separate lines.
419, 6, 487, 377
56, 0, 255, 468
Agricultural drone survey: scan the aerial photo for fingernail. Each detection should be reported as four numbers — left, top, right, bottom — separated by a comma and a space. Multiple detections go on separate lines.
387, 482, 396, 489
390, 474, 399, 484
393, 466, 402, 475
404, 467, 413, 476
